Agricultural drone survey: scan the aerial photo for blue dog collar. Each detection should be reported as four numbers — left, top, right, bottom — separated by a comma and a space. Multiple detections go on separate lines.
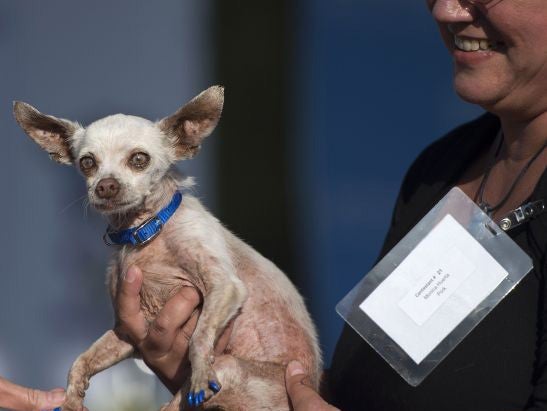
103, 191, 183, 246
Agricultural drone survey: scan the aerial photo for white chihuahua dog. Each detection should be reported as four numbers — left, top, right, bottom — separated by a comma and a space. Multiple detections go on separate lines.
13, 86, 320, 411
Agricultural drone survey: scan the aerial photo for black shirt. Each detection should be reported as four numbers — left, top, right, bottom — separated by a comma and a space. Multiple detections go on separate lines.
330, 113, 547, 411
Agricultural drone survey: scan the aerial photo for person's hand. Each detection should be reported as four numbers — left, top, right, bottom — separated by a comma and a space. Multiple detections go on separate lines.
285, 361, 340, 411
0, 376, 66, 411
115, 265, 233, 393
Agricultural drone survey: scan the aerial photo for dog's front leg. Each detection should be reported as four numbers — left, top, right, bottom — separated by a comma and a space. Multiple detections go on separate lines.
64, 329, 134, 411
187, 268, 247, 406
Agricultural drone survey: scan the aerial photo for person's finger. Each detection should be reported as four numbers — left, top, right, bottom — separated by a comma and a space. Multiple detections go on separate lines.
142, 286, 201, 357
214, 318, 235, 355
171, 308, 200, 357
285, 361, 318, 408
285, 361, 339, 411
115, 265, 147, 342
30, 388, 66, 411
147, 298, 235, 368
12, 385, 66, 411
142, 310, 199, 394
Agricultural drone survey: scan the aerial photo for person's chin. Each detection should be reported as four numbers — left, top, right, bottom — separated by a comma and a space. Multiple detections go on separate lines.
455, 89, 493, 107
453, 74, 502, 110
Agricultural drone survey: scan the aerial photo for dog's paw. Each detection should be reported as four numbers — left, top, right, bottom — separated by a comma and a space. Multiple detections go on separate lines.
62, 383, 87, 411
60, 396, 85, 411
186, 368, 221, 408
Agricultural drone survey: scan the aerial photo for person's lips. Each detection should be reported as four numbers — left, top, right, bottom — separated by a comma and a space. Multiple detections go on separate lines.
450, 33, 507, 66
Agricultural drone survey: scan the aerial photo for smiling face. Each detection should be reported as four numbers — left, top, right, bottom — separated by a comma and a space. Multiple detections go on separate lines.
429, 0, 547, 119
13, 86, 224, 216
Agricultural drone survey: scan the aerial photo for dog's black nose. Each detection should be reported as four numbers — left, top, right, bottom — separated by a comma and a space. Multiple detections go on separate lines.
95, 178, 120, 199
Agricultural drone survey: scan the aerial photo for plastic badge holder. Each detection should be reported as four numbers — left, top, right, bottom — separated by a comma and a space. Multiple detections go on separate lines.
336, 187, 533, 386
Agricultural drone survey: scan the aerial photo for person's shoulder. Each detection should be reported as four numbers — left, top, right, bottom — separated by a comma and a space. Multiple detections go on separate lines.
403, 112, 500, 190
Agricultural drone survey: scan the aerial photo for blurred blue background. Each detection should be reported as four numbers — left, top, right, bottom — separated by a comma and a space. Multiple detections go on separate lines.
0, 0, 481, 409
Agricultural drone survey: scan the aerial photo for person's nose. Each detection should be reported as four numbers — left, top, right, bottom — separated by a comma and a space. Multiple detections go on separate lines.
430, 0, 475, 23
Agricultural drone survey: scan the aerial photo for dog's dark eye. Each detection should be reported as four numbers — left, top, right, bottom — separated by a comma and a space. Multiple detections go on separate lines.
129, 152, 150, 170
80, 156, 96, 171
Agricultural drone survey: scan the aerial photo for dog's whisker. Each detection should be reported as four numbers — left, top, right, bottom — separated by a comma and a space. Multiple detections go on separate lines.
82, 198, 91, 220
59, 194, 88, 215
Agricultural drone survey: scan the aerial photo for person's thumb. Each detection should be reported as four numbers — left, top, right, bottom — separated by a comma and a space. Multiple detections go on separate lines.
24, 387, 65, 411
285, 361, 340, 411
285, 361, 319, 408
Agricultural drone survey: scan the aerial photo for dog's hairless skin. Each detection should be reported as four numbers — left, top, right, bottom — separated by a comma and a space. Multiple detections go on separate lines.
13, 86, 321, 411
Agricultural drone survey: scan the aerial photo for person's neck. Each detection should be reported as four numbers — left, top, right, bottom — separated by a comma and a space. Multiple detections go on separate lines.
499, 110, 547, 162
107, 173, 180, 230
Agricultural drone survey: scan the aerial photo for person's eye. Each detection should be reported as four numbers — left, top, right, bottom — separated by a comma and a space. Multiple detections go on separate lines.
129, 152, 150, 170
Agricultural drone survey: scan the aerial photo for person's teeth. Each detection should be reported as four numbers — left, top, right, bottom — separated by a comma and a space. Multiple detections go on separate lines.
454, 36, 495, 51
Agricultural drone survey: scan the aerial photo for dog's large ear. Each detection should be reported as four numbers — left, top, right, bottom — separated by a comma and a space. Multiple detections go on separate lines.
13, 102, 81, 165
159, 85, 224, 159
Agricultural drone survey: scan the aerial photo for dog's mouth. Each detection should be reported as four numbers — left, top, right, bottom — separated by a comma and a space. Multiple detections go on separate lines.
93, 200, 134, 213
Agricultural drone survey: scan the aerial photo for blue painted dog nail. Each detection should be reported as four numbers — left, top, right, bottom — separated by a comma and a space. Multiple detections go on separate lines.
187, 392, 194, 406
209, 380, 221, 393
53, 408, 62, 411
198, 389, 205, 404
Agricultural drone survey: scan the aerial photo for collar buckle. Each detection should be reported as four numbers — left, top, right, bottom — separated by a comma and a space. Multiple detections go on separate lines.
132, 216, 163, 246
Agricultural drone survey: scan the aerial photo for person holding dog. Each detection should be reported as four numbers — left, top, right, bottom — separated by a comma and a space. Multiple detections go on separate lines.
117, 265, 337, 411
116, 0, 547, 409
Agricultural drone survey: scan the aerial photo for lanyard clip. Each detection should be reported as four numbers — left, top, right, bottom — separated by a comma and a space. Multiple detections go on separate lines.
498, 199, 545, 231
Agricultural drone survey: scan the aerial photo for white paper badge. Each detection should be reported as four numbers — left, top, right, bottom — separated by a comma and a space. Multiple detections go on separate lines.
336, 187, 533, 386
360, 215, 507, 364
